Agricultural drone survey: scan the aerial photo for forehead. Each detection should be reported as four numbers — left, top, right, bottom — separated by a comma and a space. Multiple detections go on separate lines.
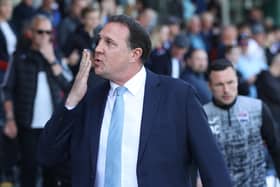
33, 19, 52, 29
192, 50, 207, 58
84, 11, 99, 17
100, 22, 129, 41
210, 67, 236, 82
0, 0, 11, 6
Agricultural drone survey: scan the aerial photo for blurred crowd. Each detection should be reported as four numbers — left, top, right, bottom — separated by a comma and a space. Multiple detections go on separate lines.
0, 0, 280, 187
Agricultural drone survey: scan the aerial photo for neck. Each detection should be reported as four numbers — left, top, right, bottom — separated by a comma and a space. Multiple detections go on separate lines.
213, 97, 237, 110
112, 64, 143, 86
269, 66, 280, 77
85, 26, 94, 36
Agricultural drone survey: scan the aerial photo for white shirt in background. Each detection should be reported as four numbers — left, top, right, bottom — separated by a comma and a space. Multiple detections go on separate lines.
31, 72, 53, 128
0, 21, 17, 57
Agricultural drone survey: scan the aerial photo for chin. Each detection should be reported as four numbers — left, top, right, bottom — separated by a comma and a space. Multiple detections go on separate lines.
223, 99, 234, 105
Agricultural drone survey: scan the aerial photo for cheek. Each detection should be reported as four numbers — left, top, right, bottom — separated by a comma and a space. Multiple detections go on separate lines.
213, 90, 223, 98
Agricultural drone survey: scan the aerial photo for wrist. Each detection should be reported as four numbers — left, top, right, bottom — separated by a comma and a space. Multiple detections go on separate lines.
6, 117, 14, 122
50, 59, 58, 65
6, 113, 14, 121
65, 95, 79, 108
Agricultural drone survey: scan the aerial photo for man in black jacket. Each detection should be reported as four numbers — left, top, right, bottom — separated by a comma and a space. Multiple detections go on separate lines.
2, 15, 72, 187
203, 59, 280, 186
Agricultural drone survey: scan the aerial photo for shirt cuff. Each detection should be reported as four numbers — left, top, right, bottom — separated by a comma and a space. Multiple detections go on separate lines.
65, 104, 76, 110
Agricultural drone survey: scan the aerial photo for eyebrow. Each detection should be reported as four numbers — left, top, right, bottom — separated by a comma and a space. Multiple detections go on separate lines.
98, 34, 114, 41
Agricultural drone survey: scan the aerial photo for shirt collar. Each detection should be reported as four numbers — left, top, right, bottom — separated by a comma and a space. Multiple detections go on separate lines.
109, 66, 146, 96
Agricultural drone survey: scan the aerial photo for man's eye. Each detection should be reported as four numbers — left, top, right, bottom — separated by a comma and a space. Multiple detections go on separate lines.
106, 40, 113, 45
106, 39, 116, 47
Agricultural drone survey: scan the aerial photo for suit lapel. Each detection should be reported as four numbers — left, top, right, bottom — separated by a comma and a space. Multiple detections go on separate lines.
137, 70, 161, 163
85, 71, 162, 172
86, 82, 110, 172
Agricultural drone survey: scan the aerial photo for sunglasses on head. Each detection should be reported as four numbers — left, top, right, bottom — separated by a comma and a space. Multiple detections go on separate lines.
36, 29, 52, 35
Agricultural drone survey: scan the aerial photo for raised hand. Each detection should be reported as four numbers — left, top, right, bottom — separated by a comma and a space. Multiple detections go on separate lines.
39, 41, 56, 63
65, 49, 92, 108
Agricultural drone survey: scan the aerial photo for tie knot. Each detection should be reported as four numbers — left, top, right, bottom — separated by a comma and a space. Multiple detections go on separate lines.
115, 86, 127, 96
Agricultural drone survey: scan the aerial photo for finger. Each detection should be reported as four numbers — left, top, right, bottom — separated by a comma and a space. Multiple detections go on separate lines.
4, 126, 12, 138
3, 126, 9, 135
79, 50, 91, 76
11, 128, 17, 138
75, 50, 87, 79
79, 49, 90, 72
79, 49, 88, 68
84, 51, 92, 75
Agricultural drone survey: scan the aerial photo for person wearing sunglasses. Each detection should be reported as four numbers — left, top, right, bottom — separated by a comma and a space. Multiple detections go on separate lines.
2, 14, 72, 187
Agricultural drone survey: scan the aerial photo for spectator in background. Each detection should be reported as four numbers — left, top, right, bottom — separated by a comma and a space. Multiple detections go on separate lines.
0, 0, 16, 82
256, 53, 280, 179
238, 22, 252, 38
186, 15, 206, 50
2, 15, 72, 187
236, 28, 268, 98
265, 27, 279, 65
203, 59, 280, 186
165, 16, 181, 43
248, 23, 268, 65
181, 49, 211, 105
37, 0, 61, 29
63, 7, 101, 76
100, 0, 117, 24
11, 0, 36, 38
150, 33, 189, 78
248, 7, 264, 26
167, 0, 184, 19
256, 53, 280, 131
0, 1, 17, 185
216, 25, 238, 58
137, 8, 157, 34
150, 24, 170, 55
57, 0, 87, 50
225, 44, 250, 96
201, 11, 216, 53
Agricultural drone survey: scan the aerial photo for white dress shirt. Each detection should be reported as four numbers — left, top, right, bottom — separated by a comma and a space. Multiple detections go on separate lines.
31, 72, 53, 128
171, 57, 180, 78
95, 66, 146, 187
0, 21, 17, 56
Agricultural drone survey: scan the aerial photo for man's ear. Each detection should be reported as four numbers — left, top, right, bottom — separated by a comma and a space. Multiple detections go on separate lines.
131, 48, 143, 62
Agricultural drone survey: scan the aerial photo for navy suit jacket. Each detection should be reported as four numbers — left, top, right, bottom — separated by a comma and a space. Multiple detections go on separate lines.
149, 50, 172, 76
38, 69, 232, 187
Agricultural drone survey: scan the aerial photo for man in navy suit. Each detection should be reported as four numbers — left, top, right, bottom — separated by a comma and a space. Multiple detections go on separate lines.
38, 15, 232, 187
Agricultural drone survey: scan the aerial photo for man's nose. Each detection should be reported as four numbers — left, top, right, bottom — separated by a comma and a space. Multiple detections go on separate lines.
223, 84, 230, 93
95, 40, 103, 53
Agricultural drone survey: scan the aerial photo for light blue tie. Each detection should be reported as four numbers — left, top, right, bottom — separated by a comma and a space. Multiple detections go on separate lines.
104, 86, 127, 187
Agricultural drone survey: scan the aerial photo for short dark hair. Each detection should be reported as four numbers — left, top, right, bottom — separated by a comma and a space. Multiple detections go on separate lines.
108, 15, 152, 63
184, 48, 206, 61
208, 59, 235, 77
81, 7, 99, 19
